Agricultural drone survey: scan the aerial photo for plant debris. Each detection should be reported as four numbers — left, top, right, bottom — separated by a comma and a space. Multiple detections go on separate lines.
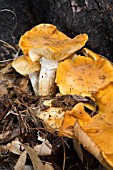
0, 59, 106, 170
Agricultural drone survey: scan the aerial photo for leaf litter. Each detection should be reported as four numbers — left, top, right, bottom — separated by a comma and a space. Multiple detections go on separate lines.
0, 58, 106, 170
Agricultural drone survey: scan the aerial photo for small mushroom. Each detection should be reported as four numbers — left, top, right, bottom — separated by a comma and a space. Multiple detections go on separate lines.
33, 99, 65, 130
37, 105, 65, 130
19, 24, 88, 96
12, 55, 40, 95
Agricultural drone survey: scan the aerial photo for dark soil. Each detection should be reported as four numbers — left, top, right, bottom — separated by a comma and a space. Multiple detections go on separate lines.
0, 0, 113, 61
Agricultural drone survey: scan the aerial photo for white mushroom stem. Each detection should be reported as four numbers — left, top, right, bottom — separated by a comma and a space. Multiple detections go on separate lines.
29, 72, 39, 96
38, 57, 58, 96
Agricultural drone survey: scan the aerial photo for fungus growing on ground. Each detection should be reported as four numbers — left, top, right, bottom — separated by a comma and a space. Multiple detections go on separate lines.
11, 23, 113, 169
58, 80, 113, 169
12, 55, 40, 95
19, 23, 88, 96
56, 48, 113, 169
37, 104, 65, 130
56, 48, 113, 97
19, 23, 70, 56
74, 83, 113, 169
58, 83, 113, 169
59, 102, 93, 137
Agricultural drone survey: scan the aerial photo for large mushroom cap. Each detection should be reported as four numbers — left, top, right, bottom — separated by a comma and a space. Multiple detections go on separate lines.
19, 23, 88, 62
29, 34, 88, 62
56, 49, 113, 97
12, 55, 40, 76
59, 83, 113, 168
19, 23, 70, 56
74, 83, 113, 169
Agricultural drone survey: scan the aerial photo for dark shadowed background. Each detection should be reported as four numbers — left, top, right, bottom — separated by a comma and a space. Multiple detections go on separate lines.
0, 0, 113, 61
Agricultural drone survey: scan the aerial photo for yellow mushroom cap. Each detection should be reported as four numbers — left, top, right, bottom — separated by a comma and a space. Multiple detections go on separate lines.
59, 102, 92, 137
28, 34, 88, 62
19, 23, 70, 56
58, 82, 113, 168
36, 99, 65, 130
12, 55, 40, 76
56, 49, 113, 97
19, 23, 88, 62
74, 83, 113, 169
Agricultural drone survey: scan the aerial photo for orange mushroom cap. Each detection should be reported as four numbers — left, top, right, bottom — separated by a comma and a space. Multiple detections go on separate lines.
59, 102, 93, 137
12, 55, 40, 76
19, 23, 88, 62
59, 82, 113, 168
74, 83, 113, 169
56, 49, 113, 97
19, 23, 70, 57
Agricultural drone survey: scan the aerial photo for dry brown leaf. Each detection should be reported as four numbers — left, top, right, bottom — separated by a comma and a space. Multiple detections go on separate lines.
0, 62, 12, 74
7, 140, 23, 155
34, 139, 52, 156
73, 139, 83, 162
0, 128, 20, 143
44, 162, 54, 170
19, 77, 30, 93
56, 50, 113, 97
74, 83, 113, 169
0, 78, 8, 97
0, 131, 10, 140
23, 145, 54, 170
24, 165, 33, 170
14, 150, 27, 170
23, 145, 44, 170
